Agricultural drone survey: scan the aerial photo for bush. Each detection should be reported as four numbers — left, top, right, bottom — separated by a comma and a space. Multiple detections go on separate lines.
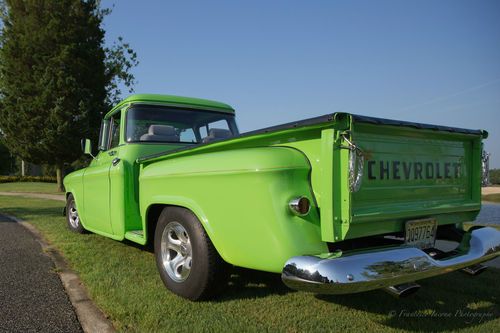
0, 175, 57, 183
490, 169, 500, 185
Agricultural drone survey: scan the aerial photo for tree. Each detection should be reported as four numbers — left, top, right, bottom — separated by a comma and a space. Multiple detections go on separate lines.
0, 133, 15, 175
0, 0, 138, 191
490, 169, 500, 185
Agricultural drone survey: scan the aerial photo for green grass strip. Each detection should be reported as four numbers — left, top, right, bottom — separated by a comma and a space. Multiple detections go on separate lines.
0, 182, 62, 194
483, 193, 500, 203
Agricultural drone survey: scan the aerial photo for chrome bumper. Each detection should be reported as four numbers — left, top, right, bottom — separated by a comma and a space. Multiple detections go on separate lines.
282, 227, 500, 294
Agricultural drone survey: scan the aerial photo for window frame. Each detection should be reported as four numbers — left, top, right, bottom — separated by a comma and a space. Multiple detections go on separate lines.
98, 109, 123, 152
124, 104, 238, 145
98, 119, 110, 151
109, 112, 121, 149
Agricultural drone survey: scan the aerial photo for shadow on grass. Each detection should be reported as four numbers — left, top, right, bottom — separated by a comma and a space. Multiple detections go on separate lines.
1, 205, 62, 220
220, 267, 292, 300
0, 214, 17, 223
315, 271, 500, 331
220, 267, 499, 331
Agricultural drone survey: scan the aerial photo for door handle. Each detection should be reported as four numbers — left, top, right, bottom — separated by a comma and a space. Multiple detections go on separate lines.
108, 150, 116, 156
112, 158, 121, 166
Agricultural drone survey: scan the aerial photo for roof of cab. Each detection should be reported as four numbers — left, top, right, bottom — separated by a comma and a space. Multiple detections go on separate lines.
105, 94, 235, 118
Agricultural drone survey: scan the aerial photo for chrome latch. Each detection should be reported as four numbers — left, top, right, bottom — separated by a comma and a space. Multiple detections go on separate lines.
482, 150, 490, 187
340, 132, 364, 192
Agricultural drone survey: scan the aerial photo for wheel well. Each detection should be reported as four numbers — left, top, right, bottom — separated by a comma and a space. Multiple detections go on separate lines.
146, 204, 229, 267
146, 204, 167, 246
63, 192, 73, 216
146, 204, 212, 248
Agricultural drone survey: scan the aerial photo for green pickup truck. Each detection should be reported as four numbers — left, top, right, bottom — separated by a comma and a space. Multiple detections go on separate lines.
64, 94, 500, 300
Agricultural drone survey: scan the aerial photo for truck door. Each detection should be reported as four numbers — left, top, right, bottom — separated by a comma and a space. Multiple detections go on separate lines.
82, 113, 122, 235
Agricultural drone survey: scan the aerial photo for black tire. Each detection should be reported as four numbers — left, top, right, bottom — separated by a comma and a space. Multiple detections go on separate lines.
154, 207, 229, 301
66, 194, 86, 234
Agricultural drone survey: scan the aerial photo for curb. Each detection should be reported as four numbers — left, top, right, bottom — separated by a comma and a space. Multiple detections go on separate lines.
4, 213, 116, 333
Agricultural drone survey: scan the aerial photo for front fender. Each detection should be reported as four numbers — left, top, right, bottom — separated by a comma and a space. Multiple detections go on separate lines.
63, 168, 85, 223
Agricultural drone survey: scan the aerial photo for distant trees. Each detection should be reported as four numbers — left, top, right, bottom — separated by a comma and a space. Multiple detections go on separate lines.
0, 0, 138, 191
0, 134, 15, 174
490, 169, 500, 185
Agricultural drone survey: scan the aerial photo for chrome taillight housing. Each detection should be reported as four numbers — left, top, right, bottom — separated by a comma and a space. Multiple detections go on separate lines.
482, 150, 490, 187
289, 197, 311, 216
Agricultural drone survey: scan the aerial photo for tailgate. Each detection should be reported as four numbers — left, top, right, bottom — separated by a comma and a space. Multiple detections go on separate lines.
328, 114, 486, 241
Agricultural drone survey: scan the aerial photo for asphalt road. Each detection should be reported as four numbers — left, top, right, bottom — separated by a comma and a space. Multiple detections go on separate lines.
475, 202, 500, 226
0, 213, 82, 333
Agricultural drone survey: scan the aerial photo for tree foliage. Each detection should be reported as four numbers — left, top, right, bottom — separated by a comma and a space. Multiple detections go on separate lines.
490, 169, 500, 185
0, 0, 138, 190
0, 134, 15, 174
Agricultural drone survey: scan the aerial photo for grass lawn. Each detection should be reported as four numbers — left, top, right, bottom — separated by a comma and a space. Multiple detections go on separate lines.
0, 182, 62, 194
483, 193, 500, 203
0, 195, 499, 332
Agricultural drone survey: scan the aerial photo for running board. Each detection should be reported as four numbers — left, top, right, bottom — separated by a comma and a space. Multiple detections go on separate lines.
124, 230, 146, 245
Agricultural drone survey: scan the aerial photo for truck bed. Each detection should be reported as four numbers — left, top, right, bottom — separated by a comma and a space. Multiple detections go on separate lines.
137, 113, 485, 164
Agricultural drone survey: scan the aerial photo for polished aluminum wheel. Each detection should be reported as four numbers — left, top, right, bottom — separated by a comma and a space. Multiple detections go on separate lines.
161, 221, 192, 282
68, 201, 80, 228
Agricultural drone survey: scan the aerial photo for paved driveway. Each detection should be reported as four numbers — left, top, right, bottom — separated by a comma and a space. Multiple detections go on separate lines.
0, 213, 82, 333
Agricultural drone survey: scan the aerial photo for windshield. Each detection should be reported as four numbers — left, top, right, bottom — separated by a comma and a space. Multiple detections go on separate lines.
126, 105, 238, 144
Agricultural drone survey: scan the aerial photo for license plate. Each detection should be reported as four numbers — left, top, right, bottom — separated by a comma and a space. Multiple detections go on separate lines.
404, 218, 437, 249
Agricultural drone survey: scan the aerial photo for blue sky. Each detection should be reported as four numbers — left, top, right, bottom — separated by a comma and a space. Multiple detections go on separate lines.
102, 0, 500, 167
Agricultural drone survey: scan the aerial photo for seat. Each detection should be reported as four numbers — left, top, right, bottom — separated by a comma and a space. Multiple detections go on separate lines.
140, 125, 180, 142
202, 128, 232, 143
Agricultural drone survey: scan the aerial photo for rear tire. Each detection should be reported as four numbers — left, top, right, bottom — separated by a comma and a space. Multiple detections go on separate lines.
66, 194, 86, 234
154, 207, 229, 301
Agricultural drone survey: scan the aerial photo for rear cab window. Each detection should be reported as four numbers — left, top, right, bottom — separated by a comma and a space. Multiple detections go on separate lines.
126, 105, 238, 144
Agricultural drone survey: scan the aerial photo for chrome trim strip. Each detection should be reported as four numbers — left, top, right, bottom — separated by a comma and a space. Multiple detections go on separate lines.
384, 282, 421, 298
282, 227, 500, 294
482, 150, 490, 186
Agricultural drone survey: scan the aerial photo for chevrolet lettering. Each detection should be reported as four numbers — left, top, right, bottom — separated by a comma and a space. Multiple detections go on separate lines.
366, 161, 462, 180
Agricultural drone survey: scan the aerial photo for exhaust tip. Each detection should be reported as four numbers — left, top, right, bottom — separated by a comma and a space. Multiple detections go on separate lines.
461, 264, 487, 276
384, 282, 421, 298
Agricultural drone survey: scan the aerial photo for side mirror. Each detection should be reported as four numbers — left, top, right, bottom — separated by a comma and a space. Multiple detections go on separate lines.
81, 138, 95, 158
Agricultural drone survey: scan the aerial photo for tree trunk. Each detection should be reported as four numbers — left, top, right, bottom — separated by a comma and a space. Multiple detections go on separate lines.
21, 160, 26, 176
56, 165, 65, 192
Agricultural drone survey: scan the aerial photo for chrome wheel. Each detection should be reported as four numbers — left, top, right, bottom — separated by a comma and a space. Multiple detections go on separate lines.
68, 201, 80, 228
161, 221, 192, 282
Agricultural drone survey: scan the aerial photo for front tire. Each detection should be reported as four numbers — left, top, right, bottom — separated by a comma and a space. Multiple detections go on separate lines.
66, 194, 86, 234
154, 207, 229, 301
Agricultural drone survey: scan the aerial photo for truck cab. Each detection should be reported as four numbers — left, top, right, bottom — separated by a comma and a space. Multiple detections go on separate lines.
65, 94, 238, 240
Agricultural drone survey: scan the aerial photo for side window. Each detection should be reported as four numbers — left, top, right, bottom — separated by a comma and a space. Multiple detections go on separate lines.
180, 128, 196, 143
209, 120, 230, 131
98, 120, 110, 151
199, 126, 208, 139
109, 113, 121, 149
199, 119, 232, 143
